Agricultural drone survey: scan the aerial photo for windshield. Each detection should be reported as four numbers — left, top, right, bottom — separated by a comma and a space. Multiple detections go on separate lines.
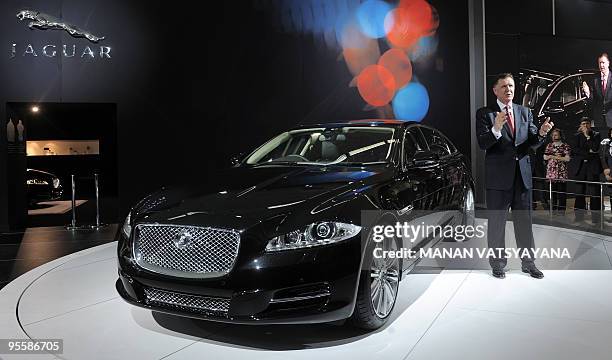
245, 127, 396, 165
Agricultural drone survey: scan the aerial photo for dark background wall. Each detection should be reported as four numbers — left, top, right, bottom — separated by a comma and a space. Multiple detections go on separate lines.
1, 0, 471, 231
208, 0, 471, 165
485, 0, 612, 96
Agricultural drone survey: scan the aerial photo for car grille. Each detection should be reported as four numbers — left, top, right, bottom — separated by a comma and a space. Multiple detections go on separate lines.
144, 287, 230, 317
133, 224, 240, 278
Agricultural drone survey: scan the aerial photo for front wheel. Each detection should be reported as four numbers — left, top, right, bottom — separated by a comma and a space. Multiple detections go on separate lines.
350, 228, 401, 330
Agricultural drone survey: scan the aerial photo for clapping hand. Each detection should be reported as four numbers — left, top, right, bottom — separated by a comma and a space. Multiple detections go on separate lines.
493, 111, 506, 132
582, 81, 590, 97
539, 117, 554, 136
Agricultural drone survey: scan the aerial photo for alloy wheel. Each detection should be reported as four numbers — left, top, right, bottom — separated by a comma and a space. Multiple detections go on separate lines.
369, 237, 400, 318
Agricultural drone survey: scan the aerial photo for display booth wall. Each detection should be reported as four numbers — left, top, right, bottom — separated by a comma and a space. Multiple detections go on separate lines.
0, 0, 471, 231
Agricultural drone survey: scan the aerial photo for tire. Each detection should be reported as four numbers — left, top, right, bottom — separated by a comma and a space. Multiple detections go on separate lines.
350, 223, 402, 330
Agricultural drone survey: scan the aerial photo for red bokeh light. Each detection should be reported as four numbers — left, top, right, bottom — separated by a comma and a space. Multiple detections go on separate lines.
342, 39, 381, 77
384, 0, 438, 49
357, 64, 396, 107
378, 48, 413, 89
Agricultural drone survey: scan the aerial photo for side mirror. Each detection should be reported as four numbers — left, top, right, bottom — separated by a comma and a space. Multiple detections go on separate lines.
411, 151, 439, 167
230, 152, 245, 166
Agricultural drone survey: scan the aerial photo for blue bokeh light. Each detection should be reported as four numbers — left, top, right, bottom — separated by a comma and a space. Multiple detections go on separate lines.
411, 35, 439, 61
280, 0, 363, 49
356, 0, 393, 39
392, 82, 430, 122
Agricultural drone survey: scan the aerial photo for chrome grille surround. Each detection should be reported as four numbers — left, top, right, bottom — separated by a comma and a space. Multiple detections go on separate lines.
144, 287, 230, 317
133, 223, 240, 279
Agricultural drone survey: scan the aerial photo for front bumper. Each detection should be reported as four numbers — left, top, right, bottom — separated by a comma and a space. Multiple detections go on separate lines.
28, 185, 63, 203
116, 233, 362, 324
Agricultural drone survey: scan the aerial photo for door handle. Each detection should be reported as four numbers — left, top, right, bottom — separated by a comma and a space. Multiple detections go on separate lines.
398, 204, 414, 216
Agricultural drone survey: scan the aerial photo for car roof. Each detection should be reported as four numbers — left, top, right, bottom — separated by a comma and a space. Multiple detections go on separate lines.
294, 119, 419, 129
26, 168, 56, 176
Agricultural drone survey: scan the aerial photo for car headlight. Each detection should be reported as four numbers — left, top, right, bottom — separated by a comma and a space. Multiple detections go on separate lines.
266, 222, 361, 252
52, 177, 60, 189
122, 212, 132, 238
26, 179, 48, 185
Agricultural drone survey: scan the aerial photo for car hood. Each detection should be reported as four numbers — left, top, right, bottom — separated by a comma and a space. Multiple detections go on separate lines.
133, 164, 392, 227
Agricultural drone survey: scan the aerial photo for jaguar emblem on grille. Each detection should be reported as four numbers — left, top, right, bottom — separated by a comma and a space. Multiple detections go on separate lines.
173, 231, 193, 249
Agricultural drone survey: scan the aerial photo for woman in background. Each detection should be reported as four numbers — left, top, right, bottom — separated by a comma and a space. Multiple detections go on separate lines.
544, 129, 571, 215
601, 128, 612, 221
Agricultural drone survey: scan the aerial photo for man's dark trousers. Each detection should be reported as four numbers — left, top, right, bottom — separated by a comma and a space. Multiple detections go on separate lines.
486, 163, 536, 269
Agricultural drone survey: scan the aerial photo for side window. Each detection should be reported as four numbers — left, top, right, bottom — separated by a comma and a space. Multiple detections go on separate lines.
441, 132, 457, 154
403, 131, 419, 160
549, 77, 578, 107
521, 76, 552, 108
419, 127, 453, 157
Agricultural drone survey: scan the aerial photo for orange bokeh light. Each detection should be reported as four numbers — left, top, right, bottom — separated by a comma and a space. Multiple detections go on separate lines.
357, 64, 396, 107
342, 39, 381, 77
384, 0, 438, 49
378, 48, 412, 89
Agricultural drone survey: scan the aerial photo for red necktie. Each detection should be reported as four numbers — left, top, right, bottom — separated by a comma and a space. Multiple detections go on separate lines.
505, 106, 514, 138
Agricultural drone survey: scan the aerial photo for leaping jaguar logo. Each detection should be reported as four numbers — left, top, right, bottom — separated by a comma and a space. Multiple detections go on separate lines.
16, 9, 105, 43
173, 232, 193, 250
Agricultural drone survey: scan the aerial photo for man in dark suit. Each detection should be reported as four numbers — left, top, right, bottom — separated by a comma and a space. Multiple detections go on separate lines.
582, 53, 612, 130
568, 118, 602, 222
476, 73, 553, 279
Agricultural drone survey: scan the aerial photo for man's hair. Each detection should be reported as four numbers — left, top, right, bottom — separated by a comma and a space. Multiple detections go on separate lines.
580, 116, 591, 124
492, 73, 514, 87
598, 52, 610, 61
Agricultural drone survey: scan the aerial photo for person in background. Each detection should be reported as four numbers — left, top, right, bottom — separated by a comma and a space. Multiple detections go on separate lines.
600, 128, 612, 220
568, 118, 602, 223
582, 52, 612, 131
544, 129, 571, 215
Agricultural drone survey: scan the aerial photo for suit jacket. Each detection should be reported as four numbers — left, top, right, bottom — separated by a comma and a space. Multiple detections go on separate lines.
476, 102, 546, 190
568, 130, 602, 177
602, 140, 612, 171
587, 73, 612, 128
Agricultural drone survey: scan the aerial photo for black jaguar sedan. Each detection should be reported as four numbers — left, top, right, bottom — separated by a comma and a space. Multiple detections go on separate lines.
116, 120, 474, 329
26, 168, 63, 205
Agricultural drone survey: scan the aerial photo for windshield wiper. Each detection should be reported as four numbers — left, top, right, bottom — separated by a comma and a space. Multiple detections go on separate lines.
322, 140, 392, 166
253, 161, 322, 167
322, 161, 388, 167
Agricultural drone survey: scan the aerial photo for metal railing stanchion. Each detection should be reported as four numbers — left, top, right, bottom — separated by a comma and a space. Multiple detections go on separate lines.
66, 174, 77, 230
95, 173, 100, 228
601, 184, 604, 230
91, 173, 107, 230
65, 173, 108, 230
548, 178, 553, 217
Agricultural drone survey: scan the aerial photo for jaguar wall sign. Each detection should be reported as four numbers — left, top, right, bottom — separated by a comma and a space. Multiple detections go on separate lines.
10, 9, 111, 59
16, 10, 105, 43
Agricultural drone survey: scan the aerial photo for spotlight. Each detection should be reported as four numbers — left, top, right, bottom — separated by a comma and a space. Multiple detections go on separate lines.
31, 106, 39, 113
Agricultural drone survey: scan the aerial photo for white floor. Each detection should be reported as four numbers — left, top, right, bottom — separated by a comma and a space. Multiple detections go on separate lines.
1, 223, 612, 360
